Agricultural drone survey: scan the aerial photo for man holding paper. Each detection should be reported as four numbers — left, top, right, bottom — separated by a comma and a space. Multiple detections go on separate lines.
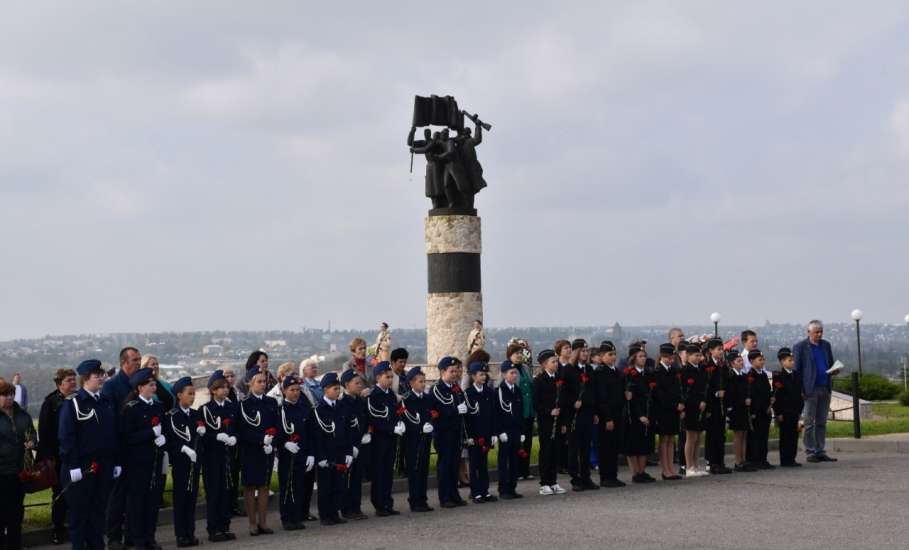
792, 320, 840, 463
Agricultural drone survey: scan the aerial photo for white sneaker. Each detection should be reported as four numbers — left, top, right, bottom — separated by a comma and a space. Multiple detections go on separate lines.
539, 485, 554, 495
551, 483, 567, 494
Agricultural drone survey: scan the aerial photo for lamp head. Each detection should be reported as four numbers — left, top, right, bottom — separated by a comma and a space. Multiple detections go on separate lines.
851, 309, 864, 322
710, 312, 722, 324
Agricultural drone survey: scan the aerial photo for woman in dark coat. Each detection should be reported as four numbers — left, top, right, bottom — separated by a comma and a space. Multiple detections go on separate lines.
0, 377, 36, 550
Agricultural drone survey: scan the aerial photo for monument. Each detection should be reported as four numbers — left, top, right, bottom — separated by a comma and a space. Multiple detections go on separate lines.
408, 95, 490, 367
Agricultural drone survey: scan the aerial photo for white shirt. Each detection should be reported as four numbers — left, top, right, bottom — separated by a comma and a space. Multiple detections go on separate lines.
473, 383, 484, 392
322, 396, 336, 407
504, 381, 515, 391
139, 395, 153, 405
741, 349, 753, 373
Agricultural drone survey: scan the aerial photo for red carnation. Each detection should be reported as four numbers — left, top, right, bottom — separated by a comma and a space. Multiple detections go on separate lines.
580, 374, 590, 384
18, 471, 30, 482
477, 437, 486, 447
706, 367, 716, 374
675, 373, 682, 381
774, 381, 784, 389
368, 425, 375, 433
150, 416, 160, 426
555, 379, 565, 387
631, 370, 640, 378
396, 405, 407, 417
196, 420, 205, 428
90, 461, 99, 475
223, 418, 232, 426
265, 427, 278, 436
517, 449, 529, 459
747, 376, 755, 384
430, 410, 440, 420
335, 463, 348, 473
452, 386, 462, 394
648, 381, 657, 390
687, 378, 695, 386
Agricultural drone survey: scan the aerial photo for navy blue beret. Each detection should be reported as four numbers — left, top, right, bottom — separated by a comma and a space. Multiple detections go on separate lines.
404, 367, 423, 383
173, 376, 193, 394
339, 369, 358, 386
437, 356, 459, 371
76, 359, 103, 376
500, 361, 518, 375
373, 361, 391, 378
320, 372, 340, 389
282, 374, 301, 389
207, 369, 225, 388
468, 362, 487, 375
129, 367, 155, 388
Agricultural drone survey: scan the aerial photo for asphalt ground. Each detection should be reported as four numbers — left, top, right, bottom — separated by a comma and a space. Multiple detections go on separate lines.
31, 452, 908, 550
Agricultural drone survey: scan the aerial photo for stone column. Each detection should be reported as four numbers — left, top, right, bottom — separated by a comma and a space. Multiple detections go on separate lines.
425, 214, 482, 368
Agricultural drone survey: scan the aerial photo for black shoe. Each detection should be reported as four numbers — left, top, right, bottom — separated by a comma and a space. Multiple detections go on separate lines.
640, 472, 656, 482
51, 533, 65, 545
601, 479, 626, 488
582, 480, 599, 490
145, 543, 162, 550
472, 496, 486, 504
806, 455, 821, 463
411, 505, 433, 512
483, 494, 498, 502
818, 454, 838, 462
512, 493, 523, 498
303, 514, 318, 522
571, 483, 585, 492
334, 517, 348, 524
710, 465, 732, 475
342, 511, 368, 520
176, 537, 200, 547
319, 519, 338, 526
440, 501, 458, 509
734, 463, 757, 472
499, 492, 517, 500
224, 532, 236, 541
208, 533, 228, 543
453, 499, 468, 507
759, 462, 776, 470
109, 541, 126, 550
282, 522, 305, 531
661, 474, 683, 481
374, 509, 391, 517
387, 509, 401, 515
631, 474, 647, 484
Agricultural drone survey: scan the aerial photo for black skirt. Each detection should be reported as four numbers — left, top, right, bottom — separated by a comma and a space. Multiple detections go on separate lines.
623, 418, 655, 456
654, 407, 679, 436
240, 443, 275, 487
683, 408, 707, 432
727, 404, 749, 432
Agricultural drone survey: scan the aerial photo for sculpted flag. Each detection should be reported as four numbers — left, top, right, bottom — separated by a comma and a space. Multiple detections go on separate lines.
412, 95, 463, 129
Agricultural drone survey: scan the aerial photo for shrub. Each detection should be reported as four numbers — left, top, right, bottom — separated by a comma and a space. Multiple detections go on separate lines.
833, 373, 901, 401
899, 391, 909, 407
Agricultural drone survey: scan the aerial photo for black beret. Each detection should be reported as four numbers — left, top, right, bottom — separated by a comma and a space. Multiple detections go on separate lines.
777, 347, 793, 361
659, 343, 676, 356
748, 349, 764, 361
726, 350, 742, 364
571, 338, 588, 351
599, 341, 616, 353
685, 343, 701, 354
537, 349, 557, 364
705, 338, 723, 351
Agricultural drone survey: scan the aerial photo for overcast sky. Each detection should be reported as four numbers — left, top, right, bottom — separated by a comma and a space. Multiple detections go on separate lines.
2, 2, 908, 340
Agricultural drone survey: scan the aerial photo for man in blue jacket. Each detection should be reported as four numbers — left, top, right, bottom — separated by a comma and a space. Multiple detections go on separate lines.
792, 320, 838, 463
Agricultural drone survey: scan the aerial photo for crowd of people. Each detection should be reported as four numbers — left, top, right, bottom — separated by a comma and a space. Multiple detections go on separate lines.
0, 320, 841, 550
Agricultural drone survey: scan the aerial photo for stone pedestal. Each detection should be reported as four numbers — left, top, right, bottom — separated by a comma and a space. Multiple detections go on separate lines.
425, 215, 482, 368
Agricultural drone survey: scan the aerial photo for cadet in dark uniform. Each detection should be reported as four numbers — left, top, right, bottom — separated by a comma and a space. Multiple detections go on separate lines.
464, 362, 495, 503
275, 374, 315, 531
592, 341, 626, 488
745, 350, 774, 470
367, 362, 404, 516
121, 368, 166, 550
311, 373, 353, 526
237, 368, 279, 535
703, 339, 732, 474
532, 350, 566, 495
495, 360, 524, 499
429, 356, 468, 508
337, 369, 368, 521
725, 352, 755, 472
200, 370, 237, 542
164, 377, 203, 547
624, 346, 655, 483
58, 360, 121, 550
772, 348, 804, 467
400, 368, 434, 512
654, 343, 683, 480
681, 343, 709, 477
560, 339, 598, 491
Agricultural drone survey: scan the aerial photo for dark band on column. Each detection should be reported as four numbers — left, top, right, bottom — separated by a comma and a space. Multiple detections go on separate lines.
427, 252, 481, 293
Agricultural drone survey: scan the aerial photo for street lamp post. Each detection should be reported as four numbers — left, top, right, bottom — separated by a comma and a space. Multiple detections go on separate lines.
710, 312, 721, 339
904, 314, 909, 392
851, 309, 864, 379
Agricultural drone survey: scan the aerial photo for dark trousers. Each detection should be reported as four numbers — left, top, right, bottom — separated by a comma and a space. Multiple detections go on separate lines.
277, 450, 308, 525
746, 415, 770, 465
676, 429, 687, 465
597, 422, 622, 482
170, 457, 199, 539
568, 409, 594, 484
67, 459, 113, 550
433, 427, 463, 504
316, 466, 343, 521
51, 483, 68, 537
518, 417, 534, 477
229, 447, 241, 510
202, 452, 231, 535
705, 407, 727, 467
403, 434, 430, 509
342, 454, 364, 515
537, 417, 559, 486
467, 445, 489, 498
497, 438, 519, 495
125, 463, 163, 547
0, 475, 25, 550
369, 433, 396, 512
105, 471, 128, 544
301, 468, 315, 517
778, 416, 800, 465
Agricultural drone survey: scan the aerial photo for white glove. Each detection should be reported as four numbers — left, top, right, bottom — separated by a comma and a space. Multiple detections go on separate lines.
457, 403, 468, 414
360, 433, 372, 445
69, 468, 83, 483
216, 433, 229, 444
499, 433, 508, 444
152, 425, 162, 437
226, 436, 237, 447
318, 459, 329, 468
352, 446, 359, 459
393, 421, 406, 436
284, 441, 300, 454
520, 434, 526, 443
422, 423, 434, 434
113, 466, 122, 479
491, 435, 498, 447
305, 456, 315, 471
344, 455, 353, 467
154, 434, 166, 447
264, 444, 274, 454
466, 438, 475, 446
263, 434, 274, 446
196, 425, 206, 436
181, 445, 197, 463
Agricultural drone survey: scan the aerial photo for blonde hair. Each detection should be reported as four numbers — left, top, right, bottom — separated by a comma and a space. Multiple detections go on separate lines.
140, 355, 159, 370
276, 361, 297, 380
350, 337, 367, 353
